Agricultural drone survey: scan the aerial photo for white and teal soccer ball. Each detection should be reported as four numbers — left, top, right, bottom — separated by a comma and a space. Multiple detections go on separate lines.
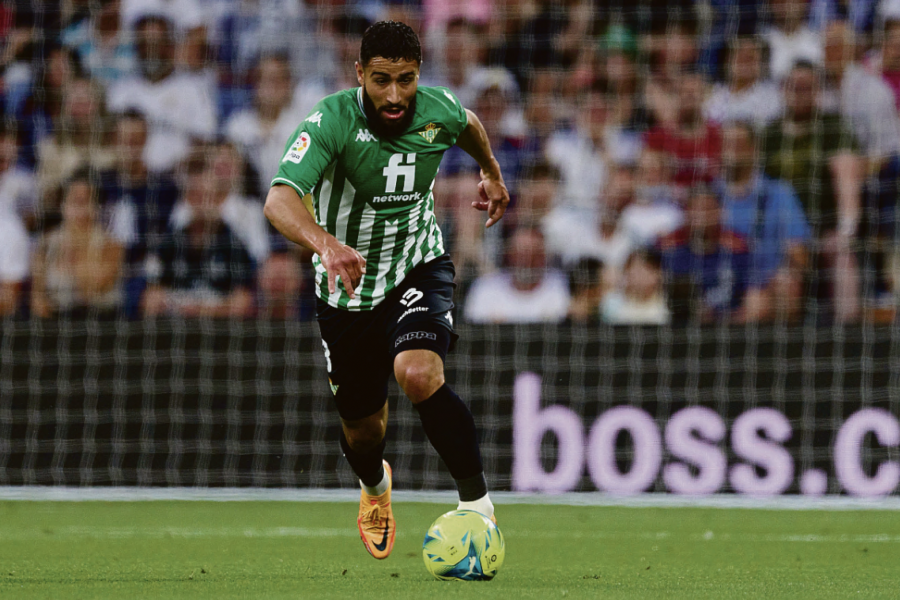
422, 510, 505, 581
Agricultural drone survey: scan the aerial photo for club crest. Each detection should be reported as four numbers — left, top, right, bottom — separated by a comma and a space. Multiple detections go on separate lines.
418, 123, 441, 144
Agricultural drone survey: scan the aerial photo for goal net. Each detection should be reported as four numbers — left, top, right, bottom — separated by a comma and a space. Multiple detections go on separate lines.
1, 2, 899, 498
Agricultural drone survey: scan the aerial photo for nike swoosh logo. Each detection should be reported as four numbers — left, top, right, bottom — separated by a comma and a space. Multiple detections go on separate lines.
372, 525, 390, 552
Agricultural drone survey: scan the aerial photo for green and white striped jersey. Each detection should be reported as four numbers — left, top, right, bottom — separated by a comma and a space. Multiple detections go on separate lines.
272, 86, 469, 311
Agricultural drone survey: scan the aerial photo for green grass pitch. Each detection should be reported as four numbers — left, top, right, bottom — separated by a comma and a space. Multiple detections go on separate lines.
1, 500, 898, 599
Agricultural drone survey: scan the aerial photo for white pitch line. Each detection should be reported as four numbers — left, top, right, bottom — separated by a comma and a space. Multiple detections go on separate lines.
2, 487, 900, 511
2, 526, 899, 544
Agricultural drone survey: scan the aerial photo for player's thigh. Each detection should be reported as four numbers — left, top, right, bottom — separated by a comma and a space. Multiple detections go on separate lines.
317, 302, 392, 421
386, 255, 460, 363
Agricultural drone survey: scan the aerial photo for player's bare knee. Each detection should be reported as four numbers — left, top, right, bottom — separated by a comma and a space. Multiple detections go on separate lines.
394, 354, 444, 404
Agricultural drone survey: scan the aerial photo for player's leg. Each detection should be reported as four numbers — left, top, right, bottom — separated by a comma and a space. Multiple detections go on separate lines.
393, 346, 494, 520
338, 397, 397, 560
385, 255, 494, 519
317, 301, 397, 558
340, 402, 389, 495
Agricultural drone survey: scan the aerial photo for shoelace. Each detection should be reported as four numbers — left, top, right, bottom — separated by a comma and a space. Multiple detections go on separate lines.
360, 502, 386, 531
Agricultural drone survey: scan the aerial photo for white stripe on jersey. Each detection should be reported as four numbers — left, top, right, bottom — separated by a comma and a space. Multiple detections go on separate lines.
345, 204, 377, 309
391, 202, 422, 284
368, 218, 400, 306
316, 163, 336, 227
421, 199, 442, 263
324, 173, 357, 306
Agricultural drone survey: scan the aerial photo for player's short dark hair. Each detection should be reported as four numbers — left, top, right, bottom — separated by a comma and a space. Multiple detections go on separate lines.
359, 21, 422, 66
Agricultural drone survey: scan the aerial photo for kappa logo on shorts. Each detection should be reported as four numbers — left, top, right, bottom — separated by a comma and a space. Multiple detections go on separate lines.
394, 331, 437, 347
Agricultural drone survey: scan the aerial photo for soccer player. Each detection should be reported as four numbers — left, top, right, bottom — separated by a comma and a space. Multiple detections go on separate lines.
263, 21, 509, 560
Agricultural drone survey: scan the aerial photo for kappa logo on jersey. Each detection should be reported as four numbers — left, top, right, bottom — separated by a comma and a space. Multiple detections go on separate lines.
283, 132, 311, 164
443, 90, 456, 105
383, 153, 416, 193
305, 111, 323, 127
356, 129, 377, 142
418, 123, 442, 144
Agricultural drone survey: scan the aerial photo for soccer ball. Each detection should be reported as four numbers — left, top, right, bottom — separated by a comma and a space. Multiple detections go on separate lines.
422, 510, 505, 581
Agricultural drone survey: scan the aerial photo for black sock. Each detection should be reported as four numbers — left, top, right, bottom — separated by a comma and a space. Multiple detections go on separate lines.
414, 384, 486, 500
339, 429, 385, 487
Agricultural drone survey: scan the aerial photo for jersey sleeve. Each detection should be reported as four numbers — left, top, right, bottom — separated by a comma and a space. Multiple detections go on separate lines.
433, 87, 469, 145
271, 98, 346, 197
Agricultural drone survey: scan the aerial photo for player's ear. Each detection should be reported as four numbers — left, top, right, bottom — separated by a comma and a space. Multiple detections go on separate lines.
355, 61, 365, 86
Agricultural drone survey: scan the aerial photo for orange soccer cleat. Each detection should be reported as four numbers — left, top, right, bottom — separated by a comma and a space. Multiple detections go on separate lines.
357, 460, 396, 559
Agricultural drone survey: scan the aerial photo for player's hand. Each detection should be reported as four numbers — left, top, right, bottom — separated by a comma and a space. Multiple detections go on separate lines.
472, 170, 510, 228
320, 239, 367, 299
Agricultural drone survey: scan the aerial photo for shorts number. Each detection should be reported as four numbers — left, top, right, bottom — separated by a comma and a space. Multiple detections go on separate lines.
400, 287, 424, 307
321, 340, 333, 373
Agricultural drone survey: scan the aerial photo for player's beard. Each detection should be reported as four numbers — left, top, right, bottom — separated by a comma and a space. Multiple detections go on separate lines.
362, 86, 417, 138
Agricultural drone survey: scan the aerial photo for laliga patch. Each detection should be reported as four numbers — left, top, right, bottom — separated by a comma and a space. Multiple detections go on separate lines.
283, 132, 311, 163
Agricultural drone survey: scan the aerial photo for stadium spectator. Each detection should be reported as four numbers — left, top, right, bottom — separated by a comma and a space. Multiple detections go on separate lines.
257, 250, 303, 320
36, 76, 117, 229
62, 0, 137, 84
808, 0, 878, 34
545, 90, 615, 211
760, 61, 863, 322
0, 197, 30, 317
511, 162, 560, 226
225, 54, 323, 197
719, 122, 811, 321
644, 20, 700, 128
464, 227, 570, 324
31, 171, 125, 318
107, 15, 217, 172
423, 17, 513, 108
494, 0, 586, 91
212, 0, 320, 86
659, 188, 755, 322
601, 250, 670, 325
97, 111, 179, 316
821, 21, 900, 164
566, 257, 604, 324
644, 71, 723, 189
448, 80, 531, 188
141, 156, 255, 318
325, 14, 375, 93
0, 120, 38, 230
704, 35, 784, 129
597, 25, 650, 134
634, 148, 679, 207
544, 163, 680, 274
867, 17, 900, 110
762, 0, 824, 81
198, 141, 270, 264
543, 164, 637, 270
12, 45, 81, 169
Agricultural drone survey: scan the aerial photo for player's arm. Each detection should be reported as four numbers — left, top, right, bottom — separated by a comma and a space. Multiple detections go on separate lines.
455, 109, 510, 228
264, 184, 366, 299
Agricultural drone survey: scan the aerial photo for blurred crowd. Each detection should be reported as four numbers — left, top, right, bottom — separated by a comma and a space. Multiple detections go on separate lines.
2, 0, 900, 324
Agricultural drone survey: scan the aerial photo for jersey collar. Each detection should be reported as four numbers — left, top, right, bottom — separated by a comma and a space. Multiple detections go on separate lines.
356, 87, 368, 122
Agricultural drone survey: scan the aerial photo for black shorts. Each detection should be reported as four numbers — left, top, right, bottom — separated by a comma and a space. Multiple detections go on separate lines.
316, 255, 459, 421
